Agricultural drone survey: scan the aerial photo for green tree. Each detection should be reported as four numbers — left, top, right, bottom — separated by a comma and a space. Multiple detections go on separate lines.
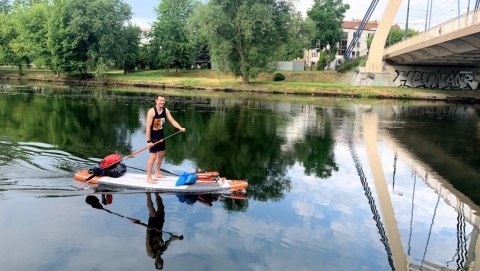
9, 1, 50, 68
276, 13, 315, 61
118, 25, 141, 74
307, 0, 349, 51
366, 27, 419, 50
188, 0, 296, 84
194, 43, 211, 69
46, 0, 132, 78
0, 11, 30, 74
0, 0, 10, 13
151, 0, 197, 72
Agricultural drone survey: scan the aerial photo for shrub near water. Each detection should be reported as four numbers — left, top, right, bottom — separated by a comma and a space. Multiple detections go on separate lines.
336, 56, 367, 73
273, 73, 285, 81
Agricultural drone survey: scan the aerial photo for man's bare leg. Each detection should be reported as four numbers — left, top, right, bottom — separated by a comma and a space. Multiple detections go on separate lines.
154, 150, 166, 178
146, 153, 158, 184
146, 193, 157, 216
154, 193, 164, 211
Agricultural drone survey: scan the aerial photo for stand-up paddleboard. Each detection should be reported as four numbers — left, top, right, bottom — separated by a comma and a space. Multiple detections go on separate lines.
74, 170, 248, 193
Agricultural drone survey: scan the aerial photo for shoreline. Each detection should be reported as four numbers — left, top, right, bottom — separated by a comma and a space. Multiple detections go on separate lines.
2, 74, 480, 104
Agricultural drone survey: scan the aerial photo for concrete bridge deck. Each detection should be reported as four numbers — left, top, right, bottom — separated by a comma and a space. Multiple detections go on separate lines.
384, 10, 480, 67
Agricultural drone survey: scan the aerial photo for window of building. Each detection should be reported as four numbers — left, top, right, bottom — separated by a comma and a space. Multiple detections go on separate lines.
340, 31, 348, 56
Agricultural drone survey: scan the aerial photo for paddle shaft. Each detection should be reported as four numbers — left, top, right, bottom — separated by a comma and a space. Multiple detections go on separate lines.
125, 130, 181, 159
86, 196, 180, 236
126, 165, 180, 176
85, 131, 182, 182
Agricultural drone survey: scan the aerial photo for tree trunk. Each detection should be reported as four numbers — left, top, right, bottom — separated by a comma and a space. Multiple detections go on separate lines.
238, 50, 249, 84
242, 74, 249, 84
17, 65, 24, 76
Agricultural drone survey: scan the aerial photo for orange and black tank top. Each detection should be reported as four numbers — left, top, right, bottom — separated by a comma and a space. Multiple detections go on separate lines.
150, 107, 166, 138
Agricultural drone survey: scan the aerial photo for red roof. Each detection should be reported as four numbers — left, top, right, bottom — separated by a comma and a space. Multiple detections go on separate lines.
342, 21, 379, 30
342, 21, 401, 31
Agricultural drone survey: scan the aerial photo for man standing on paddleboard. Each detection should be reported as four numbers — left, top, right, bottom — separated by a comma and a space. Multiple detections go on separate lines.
146, 94, 185, 184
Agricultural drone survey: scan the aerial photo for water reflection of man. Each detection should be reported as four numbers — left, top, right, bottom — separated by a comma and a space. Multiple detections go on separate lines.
145, 192, 183, 270
85, 193, 183, 270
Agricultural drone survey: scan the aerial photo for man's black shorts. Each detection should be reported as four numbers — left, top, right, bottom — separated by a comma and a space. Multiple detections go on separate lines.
149, 138, 166, 153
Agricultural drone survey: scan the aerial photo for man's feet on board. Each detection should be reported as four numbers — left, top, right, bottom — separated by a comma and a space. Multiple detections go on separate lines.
154, 173, 167, 178
146, 178, 158, 184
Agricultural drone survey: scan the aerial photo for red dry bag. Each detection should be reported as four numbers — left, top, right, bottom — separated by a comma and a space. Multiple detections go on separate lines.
99, 154, 122, 169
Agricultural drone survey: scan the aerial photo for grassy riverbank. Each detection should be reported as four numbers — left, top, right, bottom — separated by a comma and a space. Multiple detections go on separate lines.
1, 66, 479, 102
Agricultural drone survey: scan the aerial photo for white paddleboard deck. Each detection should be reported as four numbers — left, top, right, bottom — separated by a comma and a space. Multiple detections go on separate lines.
75, 170, 248, 193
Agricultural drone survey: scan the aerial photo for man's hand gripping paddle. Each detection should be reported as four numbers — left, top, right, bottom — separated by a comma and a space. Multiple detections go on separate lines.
84, 131, 182, 182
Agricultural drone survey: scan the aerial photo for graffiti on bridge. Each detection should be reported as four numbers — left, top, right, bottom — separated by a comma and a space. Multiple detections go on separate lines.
394, 70, 479, 90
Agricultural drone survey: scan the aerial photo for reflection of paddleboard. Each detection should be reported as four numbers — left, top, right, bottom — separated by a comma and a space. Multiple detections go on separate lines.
74, 170, 248, 193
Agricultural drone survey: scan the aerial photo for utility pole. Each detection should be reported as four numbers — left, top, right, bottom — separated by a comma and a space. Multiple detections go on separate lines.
428, 0, 433, 29
458, 0, 461, 17
404, 0, 411, 40
425, 0, 430, 31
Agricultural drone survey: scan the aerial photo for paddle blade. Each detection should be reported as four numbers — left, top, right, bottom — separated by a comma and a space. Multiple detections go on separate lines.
85, 195, 103, 209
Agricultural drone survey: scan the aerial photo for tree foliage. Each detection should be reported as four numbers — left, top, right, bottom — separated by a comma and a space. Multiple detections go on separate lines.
188, 0, 297, 84
307, 0, 349, 51
46, 0, 131, 77
0, 10, 30, 73
10, 1, 50, 68
119, 25, 141, 74
275, 13, 315, 61
367, 27, 420, 50
150, 0, 197, 72
0, 0, 10, 13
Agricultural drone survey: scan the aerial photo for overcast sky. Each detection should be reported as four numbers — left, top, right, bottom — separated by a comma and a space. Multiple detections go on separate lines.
125, 0, 473, 31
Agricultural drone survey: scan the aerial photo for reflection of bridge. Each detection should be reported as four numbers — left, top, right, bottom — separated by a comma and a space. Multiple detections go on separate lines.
358, 110, 480, 271
355, 0, 480, 89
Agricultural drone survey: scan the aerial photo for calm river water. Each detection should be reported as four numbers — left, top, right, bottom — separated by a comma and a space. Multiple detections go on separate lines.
0, 81, 479, 271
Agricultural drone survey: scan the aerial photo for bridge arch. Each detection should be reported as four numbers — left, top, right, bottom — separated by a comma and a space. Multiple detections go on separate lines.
366, 0, 403, 73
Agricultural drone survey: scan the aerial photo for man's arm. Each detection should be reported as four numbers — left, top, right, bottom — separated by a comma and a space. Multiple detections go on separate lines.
146, 108, 154, 142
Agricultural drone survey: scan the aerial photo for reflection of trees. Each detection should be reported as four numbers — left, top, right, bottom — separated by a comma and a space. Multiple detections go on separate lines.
0, 88, 341, 204
293, 110, 338, 179
221, 197, 249, 212
177, 104, 293, 202
0, 89, 142, 158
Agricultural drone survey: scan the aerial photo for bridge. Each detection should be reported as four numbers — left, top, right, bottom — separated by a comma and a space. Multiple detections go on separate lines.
383, 10, 480, 67
353, 0, 480, 90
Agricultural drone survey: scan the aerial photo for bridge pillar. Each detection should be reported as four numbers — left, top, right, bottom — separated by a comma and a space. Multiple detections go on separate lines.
366, 0, 403, 73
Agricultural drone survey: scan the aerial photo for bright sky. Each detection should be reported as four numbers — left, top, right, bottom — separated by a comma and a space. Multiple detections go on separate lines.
125, 0, 473, 31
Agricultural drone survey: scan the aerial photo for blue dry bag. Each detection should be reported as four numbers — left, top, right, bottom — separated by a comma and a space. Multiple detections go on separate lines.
175, 172, 197, 186
176, 194, 198, 205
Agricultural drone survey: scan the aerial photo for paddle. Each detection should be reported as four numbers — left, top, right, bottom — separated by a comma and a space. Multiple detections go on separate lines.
85, 131, 182, 182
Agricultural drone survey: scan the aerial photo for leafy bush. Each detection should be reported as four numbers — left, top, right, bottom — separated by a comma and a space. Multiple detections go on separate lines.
336, 56, 367, 73
316, 51, 327, 71
273, 73, 285, 81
